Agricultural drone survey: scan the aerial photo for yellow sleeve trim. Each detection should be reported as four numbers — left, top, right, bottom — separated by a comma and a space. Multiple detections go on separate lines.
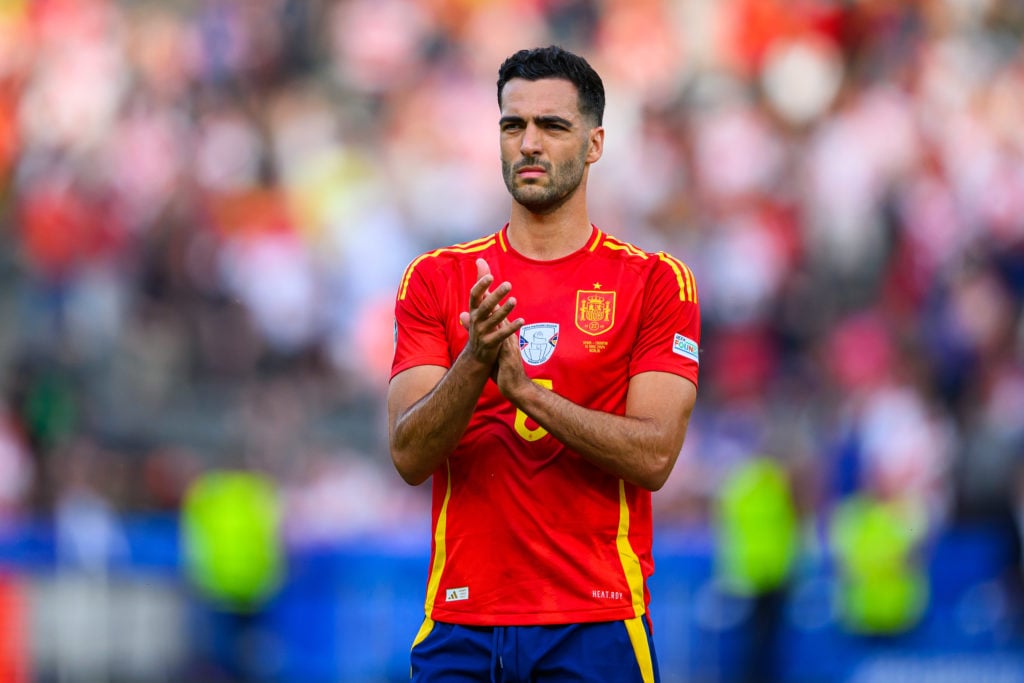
397, 236, 496, 301
600, 235, 649, 260
657, 252, 698, 303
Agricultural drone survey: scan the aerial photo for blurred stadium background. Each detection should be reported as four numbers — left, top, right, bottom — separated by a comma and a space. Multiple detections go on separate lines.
0, 0, 1022, 681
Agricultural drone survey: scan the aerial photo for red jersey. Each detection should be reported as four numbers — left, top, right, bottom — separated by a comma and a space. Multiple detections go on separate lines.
391, 225, 700, 626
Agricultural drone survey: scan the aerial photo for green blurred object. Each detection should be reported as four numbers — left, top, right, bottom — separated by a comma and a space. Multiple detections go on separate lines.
714, 457, 799, 596
830, 495, 928, 635
24, 370, 77, 450
181, 470, 284, 611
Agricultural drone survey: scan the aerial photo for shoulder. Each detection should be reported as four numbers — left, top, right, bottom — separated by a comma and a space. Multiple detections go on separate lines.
592, 231, 653, 265
396, 233, 499, 301
593, 231, 698, 303
649, 251, 699, 304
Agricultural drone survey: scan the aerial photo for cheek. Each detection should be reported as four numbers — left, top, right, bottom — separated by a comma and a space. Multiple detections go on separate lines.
500, 136, 520, 158
556, 147, 587, 178
499, 147, 518, 174
500, 157, 515, 180
581, 138, 595, 162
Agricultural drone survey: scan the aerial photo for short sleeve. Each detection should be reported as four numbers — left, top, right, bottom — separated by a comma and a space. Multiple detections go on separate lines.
391, 258, 454, 379
628, 252, 700, 388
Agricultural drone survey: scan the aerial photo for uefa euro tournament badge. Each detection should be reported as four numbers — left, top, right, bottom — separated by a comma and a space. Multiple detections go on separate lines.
519, 323, 559, 366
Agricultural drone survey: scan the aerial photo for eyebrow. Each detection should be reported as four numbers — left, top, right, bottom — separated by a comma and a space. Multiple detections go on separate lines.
499, 114, 575, 128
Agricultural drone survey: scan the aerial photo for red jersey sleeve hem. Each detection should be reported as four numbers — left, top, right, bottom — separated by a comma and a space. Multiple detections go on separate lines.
629, 361, 699, 390
390, 356, 452, 381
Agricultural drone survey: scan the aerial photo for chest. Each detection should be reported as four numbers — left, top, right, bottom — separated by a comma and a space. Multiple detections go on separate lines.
445, 256, 647, 379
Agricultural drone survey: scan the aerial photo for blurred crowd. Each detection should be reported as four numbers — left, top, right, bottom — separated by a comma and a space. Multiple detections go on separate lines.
0, 0, 1021, 585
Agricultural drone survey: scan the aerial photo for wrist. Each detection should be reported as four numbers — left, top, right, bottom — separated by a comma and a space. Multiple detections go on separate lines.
456, 345, 497, 377
503, 372, 540, 408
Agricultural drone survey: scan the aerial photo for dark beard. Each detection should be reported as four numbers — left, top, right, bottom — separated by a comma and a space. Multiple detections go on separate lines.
502, 151, 586, 215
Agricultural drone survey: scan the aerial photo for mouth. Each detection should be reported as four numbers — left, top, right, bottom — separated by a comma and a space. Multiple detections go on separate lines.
516, 165, 547, 179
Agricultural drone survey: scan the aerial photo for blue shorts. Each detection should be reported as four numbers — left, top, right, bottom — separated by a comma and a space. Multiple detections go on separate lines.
409, 617, 660, 682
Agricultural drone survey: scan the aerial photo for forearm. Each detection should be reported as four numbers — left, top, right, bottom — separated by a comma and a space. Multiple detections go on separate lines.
507, 381, 685, 491
390, 350, 493, 485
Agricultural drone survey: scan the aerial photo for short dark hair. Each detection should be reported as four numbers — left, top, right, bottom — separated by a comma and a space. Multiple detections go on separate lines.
497, 45, 605, 126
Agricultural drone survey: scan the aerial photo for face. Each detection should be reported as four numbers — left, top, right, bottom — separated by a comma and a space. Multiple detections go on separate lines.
499, 78, 603, 214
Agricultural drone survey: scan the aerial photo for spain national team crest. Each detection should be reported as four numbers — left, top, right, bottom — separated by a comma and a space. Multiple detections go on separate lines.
575, 290, 616, 336
519, 323, 559, 366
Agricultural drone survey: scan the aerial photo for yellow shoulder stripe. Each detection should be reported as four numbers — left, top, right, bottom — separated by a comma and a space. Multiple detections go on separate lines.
657, 252, 697, 303
600, 236, 649, 259
397, 236, 496, 301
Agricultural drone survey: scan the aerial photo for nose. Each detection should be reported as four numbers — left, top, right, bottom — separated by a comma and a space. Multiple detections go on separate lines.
520, 122, 543, 156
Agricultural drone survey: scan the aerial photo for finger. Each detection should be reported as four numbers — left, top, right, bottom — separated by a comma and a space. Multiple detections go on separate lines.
477, 281, 513, 314
479, 310, 524, 344
459, 311, 470, 329
471, 284, 514, 330
494, 326, 526, 366
478, 296, 518, 332
468, 273, 495, 309
476, 258, 492, 282
502, 319, 525, 341
468, 258, 494, 308
497, 331, 519, 356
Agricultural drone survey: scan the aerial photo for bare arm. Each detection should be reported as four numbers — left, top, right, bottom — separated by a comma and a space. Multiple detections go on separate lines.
493, 338, 697, 491
388, 259, 523, 485
387, 357, 489, 486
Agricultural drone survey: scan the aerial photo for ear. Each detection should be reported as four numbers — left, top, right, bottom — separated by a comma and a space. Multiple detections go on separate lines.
586, 126, 604, 164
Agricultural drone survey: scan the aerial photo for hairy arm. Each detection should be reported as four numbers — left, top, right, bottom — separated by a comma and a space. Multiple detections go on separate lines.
388, 358, 490, 486
494, 339, 697, 491
388, 259, 523, 485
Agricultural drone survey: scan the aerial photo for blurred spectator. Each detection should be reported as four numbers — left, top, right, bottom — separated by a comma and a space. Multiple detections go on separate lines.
52, 437, 128, 572
0, 404, 33, 523
181, 468, 284, 681
713, 455, 800, 683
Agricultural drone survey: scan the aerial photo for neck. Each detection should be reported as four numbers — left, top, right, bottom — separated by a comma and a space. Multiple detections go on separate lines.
506, 188, 593, 261
507, 212, 592, 260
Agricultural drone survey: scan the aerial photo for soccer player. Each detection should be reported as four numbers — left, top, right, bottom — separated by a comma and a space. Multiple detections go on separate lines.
388, 45, 700, 682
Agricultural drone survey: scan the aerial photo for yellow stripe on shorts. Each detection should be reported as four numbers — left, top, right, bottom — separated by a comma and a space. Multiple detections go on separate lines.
624, 616, 656, 683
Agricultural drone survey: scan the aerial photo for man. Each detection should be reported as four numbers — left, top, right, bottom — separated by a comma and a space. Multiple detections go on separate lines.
388, 45, 700, 682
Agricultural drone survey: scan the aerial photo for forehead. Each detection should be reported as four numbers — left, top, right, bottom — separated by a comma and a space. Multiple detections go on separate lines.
500, 78, 581, 119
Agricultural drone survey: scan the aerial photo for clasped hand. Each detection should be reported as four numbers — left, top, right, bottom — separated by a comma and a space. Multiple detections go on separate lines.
459, 258, 528, 396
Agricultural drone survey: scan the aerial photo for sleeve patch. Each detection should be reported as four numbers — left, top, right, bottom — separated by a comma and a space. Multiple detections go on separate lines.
673, 334, 700, 363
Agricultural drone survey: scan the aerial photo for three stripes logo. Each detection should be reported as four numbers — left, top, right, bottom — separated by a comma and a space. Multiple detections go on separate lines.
445, 587, 469, 602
